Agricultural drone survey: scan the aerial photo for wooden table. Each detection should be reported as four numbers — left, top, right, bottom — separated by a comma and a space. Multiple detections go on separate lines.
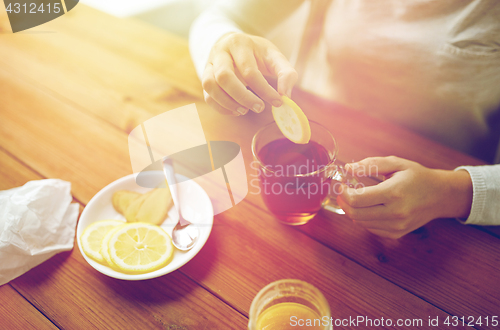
1, 4, 500, 330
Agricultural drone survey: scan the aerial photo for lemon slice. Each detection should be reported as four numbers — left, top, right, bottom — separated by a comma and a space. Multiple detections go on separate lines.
108, 223, 174, 274
100, 224, 127, 268
272, 96, 311, 144
80, 220, 124, 264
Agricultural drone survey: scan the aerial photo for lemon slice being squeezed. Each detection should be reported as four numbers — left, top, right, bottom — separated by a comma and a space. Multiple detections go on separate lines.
271, 96, 311, 144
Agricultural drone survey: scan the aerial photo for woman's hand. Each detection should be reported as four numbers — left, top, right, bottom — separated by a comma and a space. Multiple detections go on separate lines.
337, 156, 473, 239
202, 32, 298, 116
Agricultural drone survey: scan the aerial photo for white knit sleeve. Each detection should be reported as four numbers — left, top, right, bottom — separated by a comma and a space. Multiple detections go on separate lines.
189, 6, 243, 80
454, 165, 500, 225
189, 0, 304, 80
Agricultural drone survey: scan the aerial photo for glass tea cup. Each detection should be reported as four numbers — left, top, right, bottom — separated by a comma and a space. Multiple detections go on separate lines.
248, 279, 332, 330
251, 121, 357, 225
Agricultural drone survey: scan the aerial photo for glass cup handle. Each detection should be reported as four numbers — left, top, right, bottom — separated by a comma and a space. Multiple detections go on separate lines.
321, 164, 359, 215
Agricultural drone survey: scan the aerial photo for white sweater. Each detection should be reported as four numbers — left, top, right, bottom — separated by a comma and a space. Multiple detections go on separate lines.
189, 0, 500, 225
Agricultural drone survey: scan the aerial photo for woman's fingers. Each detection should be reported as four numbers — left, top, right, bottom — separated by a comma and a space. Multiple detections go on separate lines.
204, 91, 240, 116
337, 197, 390, 221
265, 48, 298, 98
365, 228, 406, 240
346, 156, 410, 177
203, 33, 298, 115
209, 52, 265, 113
339, 183, 390, 208
202, 64, 243, 116
229, 38, 282, 108
203, 64, 249, 115
338, 196, 411, 238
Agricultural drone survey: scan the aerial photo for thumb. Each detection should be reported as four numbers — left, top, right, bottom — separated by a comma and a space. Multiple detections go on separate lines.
345, 156, 409, 177
266, 49, 298, 98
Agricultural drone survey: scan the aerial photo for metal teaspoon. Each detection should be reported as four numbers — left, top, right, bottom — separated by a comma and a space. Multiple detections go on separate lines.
162, 157, 200, 251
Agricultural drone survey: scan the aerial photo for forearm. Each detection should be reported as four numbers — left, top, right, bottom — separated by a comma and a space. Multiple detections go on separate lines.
434, 169, 473, 219
189, 6, 243, 79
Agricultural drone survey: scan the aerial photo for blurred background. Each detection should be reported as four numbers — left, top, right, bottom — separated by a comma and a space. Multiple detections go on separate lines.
80, 0, 309, 60
80, 0, 212, 38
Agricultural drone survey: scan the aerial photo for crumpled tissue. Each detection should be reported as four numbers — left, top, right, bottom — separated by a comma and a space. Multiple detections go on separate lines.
0, 179, 79, 286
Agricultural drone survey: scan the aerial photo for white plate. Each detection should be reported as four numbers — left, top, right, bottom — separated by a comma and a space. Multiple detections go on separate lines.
76, 171, 213, 280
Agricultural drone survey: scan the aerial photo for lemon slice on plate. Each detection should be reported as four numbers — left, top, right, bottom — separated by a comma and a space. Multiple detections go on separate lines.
80, 220, 125, 264
272, 96, 311, 144
108, 223, 174, 274
101, 224, 127, 268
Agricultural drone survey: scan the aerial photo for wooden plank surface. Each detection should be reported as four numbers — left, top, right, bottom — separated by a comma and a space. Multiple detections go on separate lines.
0, 285, 58, 330
0, 52, 459, 329
0, 4, 200, 135
0, 69, 248, 329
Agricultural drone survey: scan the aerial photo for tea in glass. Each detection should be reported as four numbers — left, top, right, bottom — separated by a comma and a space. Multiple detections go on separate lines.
257, 138, 332, 224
